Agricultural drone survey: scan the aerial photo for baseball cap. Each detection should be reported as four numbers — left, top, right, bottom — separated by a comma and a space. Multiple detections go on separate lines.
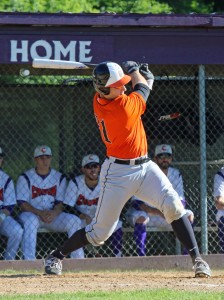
34, 145, 52, 158
0, 147, 4, 157
154, 144, 172, 156
82, 154, 100, 167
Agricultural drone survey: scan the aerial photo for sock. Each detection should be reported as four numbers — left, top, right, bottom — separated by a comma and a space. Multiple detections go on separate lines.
108, 228, 123, 257
183, 222, 194, 255
134, 223, 147, 256
218, 216, 224, 253
171, 214, 200, 264
52, 228, 89, 259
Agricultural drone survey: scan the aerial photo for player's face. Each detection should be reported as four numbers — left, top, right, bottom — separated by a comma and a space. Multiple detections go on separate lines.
82, 163, 100, 181
35, 155, 52, 170
105, 85, 127, 99
155, 153, 172, 170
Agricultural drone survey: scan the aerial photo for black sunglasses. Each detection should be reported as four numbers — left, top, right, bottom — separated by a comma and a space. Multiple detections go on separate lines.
157, 153, 172, 159
84, 163, 100, 169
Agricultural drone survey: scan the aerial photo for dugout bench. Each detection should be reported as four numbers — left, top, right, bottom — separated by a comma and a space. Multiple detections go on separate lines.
35, 225, 218, 258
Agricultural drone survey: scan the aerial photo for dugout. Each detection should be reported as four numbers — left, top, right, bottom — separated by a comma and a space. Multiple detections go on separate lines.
0, 12, 224, 258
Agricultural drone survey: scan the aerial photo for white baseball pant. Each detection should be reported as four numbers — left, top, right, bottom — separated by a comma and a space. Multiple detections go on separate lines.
86, 159, 185, 246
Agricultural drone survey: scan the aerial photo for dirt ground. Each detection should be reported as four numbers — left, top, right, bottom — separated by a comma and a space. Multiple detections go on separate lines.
0, 270, 223, 295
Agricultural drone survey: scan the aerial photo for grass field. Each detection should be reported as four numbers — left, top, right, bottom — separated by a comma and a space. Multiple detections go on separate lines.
0, 289, 223, 300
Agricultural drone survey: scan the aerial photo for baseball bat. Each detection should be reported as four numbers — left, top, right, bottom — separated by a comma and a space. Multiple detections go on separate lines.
32, 58, 97, 70
158, 112, 181, 121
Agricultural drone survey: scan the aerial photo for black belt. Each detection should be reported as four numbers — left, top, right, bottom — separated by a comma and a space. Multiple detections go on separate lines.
107, 157, 149, 165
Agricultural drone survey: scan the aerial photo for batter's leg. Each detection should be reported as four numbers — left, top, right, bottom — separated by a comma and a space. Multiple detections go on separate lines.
49, 163, 135, 259
136, 161, 211, 277
46, 212, 85, 258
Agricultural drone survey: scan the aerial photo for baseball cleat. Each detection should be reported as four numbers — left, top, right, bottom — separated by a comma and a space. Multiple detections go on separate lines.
44, 251, 62, 275
193, 257, 211, 278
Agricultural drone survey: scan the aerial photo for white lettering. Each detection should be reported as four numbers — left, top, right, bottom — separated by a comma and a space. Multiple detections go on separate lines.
10, 39, 93, 62
53, 41, 76, 60
11, 40, 29, 62
30, 40, 52, 59
79, 41, 92, 62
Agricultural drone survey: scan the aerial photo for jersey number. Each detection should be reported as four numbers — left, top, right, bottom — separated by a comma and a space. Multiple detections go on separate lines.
95, 115, 111, 144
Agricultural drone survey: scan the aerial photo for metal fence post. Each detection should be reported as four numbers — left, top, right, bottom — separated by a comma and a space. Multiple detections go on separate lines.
198, 65, 208, 254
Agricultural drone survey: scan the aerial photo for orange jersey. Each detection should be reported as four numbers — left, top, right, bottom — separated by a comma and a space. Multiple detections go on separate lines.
93, 91, 147, 159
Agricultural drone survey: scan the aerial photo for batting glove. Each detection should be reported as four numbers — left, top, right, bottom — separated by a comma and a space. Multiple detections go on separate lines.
139, 64, 154, 80
121, 61, 139, 74
139, 63, 154, 90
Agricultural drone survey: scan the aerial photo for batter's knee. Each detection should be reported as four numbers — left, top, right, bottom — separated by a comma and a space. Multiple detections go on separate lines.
85, 231, 105, 247
162, 190, 185, 224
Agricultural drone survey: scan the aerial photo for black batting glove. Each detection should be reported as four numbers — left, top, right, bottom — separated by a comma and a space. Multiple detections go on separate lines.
122, 61, 139, 74
139, 64, 154, 80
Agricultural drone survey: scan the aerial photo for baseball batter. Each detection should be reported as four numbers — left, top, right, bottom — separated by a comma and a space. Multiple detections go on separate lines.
44, 61, 211, 278
17, 145, 84, 260
0, 147, 23, 260
64, 154, 122, 257
213, 166, 224, 253
126, 144, 194, 256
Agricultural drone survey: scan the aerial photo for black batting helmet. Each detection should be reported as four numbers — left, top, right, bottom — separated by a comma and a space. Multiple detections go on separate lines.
92, 62, 131, 95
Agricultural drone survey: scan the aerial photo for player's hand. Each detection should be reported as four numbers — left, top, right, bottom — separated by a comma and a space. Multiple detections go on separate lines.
139, 64, 154, 80
122, 61, 139, 74
80, 214, 92, 225
39, 210, 58, 223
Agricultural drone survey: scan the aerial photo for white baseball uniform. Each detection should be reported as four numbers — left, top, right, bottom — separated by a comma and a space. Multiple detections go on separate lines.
64, 174, 122, 233
0, 169, 23, 260
213, 166, 224, 222
126, 166, 194, 228
17, 168, 84, 260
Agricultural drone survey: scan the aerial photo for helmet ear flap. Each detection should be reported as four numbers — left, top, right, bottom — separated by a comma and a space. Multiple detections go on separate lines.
92, 82, 110, 95
92, 62, 111, 95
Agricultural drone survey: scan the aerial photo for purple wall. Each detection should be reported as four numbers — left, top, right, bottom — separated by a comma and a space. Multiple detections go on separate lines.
0, 12, 224, 65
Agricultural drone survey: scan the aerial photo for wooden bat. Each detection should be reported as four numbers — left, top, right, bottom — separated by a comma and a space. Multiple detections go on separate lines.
158, 112, 181, 121
32, 58, 97, 69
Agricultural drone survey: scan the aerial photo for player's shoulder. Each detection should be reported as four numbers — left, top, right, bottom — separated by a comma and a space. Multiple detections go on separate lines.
74, 174, 85, 185
68, 174, 83, 185
0, 169, 10, 181
20, 168, 35, 177
168, 167, 183, 180
51, 169, 67, 183
218, 166, 224, 173
168, 166, 181, 174
215, 166, 224, 178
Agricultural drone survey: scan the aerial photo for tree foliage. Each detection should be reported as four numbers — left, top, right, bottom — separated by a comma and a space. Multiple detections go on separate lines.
0, 0, 222, 14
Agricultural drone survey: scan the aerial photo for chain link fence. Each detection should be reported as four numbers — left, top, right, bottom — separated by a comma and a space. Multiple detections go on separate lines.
0, 64, 224, 259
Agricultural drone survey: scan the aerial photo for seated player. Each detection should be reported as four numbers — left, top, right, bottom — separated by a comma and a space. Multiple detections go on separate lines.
17, 145, 84, 260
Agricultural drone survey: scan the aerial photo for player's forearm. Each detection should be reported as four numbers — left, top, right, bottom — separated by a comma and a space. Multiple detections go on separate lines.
1, 208, 10, 216
215, 196, 224, 209
53, 202, 63, 216
20, 202, 43, 216
130, 70, 148, 87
